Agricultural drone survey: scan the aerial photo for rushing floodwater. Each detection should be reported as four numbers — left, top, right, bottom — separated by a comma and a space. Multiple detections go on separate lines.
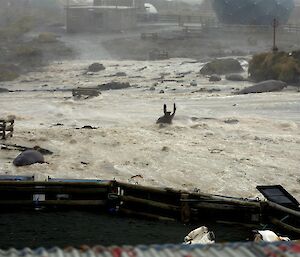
0, 59, 299, 202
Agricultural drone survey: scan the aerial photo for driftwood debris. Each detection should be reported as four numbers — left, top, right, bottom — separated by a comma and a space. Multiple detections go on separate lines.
72, 87, 101, 98
0, 143, 53, 155
156, 103, 176, 124
0, 118, 14, 140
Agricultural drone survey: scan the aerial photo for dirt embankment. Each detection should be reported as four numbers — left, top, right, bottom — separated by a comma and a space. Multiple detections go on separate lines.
101, 28, 300, 60
0, 18, 73, 82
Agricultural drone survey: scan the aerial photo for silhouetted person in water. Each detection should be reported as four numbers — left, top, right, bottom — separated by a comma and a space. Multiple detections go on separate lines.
156, 103, 176, 124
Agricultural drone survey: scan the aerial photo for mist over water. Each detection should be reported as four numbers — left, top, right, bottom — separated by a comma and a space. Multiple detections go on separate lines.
61, 34, 113, 60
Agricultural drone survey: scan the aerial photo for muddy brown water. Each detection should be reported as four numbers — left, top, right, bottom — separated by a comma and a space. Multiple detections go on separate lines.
0, 210, 253, 249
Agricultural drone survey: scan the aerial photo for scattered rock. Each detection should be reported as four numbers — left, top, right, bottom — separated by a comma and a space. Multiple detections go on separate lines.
225, 73, 246, 81
204, 131, 214, 137
53, 123, 64, 126
97, 81, 130, 91
209, 148, 223, 154
79, 125, 98, 129
209, 74, 221, 82
190, 80, 197, 86
161, 146, 169, 152
115, 72, 127, 77
177, 71, 192, 76
200, 58, 243, 75
159, 90, 165, 94
224, 119, 239, 124
235, 80, 287, 94
137, 66, 147, 71
88, 63, 105, 72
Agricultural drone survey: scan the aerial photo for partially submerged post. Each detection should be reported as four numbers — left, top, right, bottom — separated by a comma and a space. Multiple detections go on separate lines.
156, 103, 176, 124
0, 118, 14, 140
272, 18, 279, 53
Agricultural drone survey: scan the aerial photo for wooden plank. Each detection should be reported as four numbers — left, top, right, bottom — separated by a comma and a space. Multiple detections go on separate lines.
266, 201, 300, 218
116, 181, 183, 196
0, 181, 113, 188
270, 217, 300, 235
120, 195, 180, 212
185, 194, 261, 208
0, 186, 108, 194
191, 202, 257, 211
118, 182, 260, 208
0, 200, 107, 206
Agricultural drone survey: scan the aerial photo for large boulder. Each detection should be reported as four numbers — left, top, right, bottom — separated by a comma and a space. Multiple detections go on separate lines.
13, 150, 45, 167
200, 58, 243, 75
235, 80, 287, 94
88, 63, 105, 72
248, 51, 300, 83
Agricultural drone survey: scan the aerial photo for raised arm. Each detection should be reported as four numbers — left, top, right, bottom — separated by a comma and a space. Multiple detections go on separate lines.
163, 104, 167, 114
172, 103, 176, 115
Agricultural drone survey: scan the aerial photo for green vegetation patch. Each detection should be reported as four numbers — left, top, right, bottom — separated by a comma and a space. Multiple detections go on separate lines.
249, 51, 300, 83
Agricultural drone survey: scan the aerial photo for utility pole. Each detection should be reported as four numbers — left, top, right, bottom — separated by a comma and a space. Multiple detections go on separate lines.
272, 18, 279, 53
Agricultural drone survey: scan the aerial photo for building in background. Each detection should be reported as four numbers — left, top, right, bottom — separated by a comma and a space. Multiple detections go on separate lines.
66, 0, 137, 32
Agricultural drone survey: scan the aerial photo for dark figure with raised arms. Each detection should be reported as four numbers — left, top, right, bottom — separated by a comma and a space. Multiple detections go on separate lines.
156, 103, 176, 124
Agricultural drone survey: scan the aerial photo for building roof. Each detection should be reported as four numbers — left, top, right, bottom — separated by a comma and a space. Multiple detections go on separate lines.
1, 242, 300, 257
66, 5, 135, 9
